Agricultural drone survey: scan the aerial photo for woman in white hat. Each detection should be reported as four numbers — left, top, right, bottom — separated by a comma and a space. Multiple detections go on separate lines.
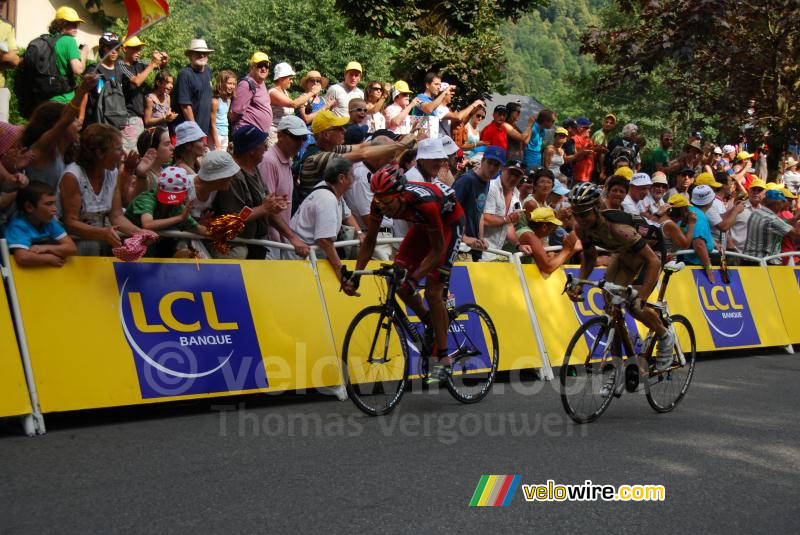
268, 62, 322, 145
173, 121, 207, 175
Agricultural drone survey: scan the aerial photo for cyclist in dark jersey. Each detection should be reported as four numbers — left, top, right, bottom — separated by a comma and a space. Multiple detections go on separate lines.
566, 182, 675, 370
343, 163, 465, 382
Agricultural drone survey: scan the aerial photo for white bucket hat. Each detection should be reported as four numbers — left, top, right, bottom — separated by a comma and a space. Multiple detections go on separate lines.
440, 135, 459, 156
630, 172, 653, 186
416, 138, 447, 160
199, 150, 240, 181
273, 62, 296, 80
691, 184, 715, 206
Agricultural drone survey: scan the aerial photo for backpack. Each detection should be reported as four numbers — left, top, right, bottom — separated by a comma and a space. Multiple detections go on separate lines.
14, 34, 73, 118
84, 63, 128, 129
601, 209, 666, 261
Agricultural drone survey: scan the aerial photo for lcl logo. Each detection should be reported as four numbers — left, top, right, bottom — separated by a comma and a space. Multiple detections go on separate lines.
692, 269, 760, 347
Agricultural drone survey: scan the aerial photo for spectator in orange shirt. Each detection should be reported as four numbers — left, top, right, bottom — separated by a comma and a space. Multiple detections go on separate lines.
571, 117, 595, 183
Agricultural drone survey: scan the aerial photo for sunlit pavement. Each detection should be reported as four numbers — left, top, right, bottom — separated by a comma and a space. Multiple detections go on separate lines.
2, 351, 799, 531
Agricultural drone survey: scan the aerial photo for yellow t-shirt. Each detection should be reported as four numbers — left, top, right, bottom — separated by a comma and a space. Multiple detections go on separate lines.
0, 18, 18, 88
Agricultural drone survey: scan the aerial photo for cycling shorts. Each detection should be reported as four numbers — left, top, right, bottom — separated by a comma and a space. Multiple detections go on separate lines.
394, 216, 465, 286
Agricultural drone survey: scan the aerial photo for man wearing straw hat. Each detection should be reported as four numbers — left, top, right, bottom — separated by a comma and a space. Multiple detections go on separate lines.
175, 38, 214, 135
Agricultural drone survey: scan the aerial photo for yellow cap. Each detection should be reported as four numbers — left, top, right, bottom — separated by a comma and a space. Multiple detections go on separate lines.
748, 178, 767, 190
393, 80, 411, 94
667, 194, 690, 208
782, 187, 798, 199
530, 207, 563, 226
250, 51, 270, 64
737, 151, 754, 161
123, 36, 145, 48
554, 127, 569, 136
764, 182, 781, 191
55, 6, 85, 23
345, 61, 363, 73
695, 172, 722, 188
311, 110, 350, 134
614, 166, 634, 180
604, 113, 617, 121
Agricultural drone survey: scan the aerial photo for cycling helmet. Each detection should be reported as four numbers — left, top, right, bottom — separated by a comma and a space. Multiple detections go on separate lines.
568, 182, 603, 206
370, 163, 407, 195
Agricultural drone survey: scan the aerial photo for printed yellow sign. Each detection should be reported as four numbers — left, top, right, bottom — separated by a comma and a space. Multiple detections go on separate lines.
767, 266, 800, 344
10, 257, 339, 413
0, 280, 32, 418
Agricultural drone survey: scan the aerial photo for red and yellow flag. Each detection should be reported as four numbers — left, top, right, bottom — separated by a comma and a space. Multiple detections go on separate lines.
123, 0, 170, 40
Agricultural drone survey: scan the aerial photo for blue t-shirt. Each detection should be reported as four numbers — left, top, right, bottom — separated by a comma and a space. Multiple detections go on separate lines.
175, 65, 213, 135
523, 122, 544, 168
682, 206, 715, 265
452, 170, 489, 238
412, 93, 433, 117
4, 214, 67, 250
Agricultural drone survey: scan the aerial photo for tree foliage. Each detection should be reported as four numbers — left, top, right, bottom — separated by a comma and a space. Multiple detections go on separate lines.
105, 0, 394, 87
581, 0, 800, 167
334, 0, 545, 103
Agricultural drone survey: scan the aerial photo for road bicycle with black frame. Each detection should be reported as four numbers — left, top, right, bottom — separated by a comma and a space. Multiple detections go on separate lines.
559, 261, 696, 423
341, 265, 499, 416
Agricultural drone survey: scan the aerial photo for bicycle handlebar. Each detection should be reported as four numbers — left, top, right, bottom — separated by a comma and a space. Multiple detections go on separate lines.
563, 274, 638, 303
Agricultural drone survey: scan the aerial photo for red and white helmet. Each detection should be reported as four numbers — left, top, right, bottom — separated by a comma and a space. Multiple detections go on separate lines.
370, 163, 407, 195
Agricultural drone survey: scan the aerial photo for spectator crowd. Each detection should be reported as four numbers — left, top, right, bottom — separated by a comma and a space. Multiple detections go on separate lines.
1, 6, 798, 279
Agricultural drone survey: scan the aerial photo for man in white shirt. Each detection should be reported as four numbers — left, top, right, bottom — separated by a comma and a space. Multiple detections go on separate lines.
622, 172, 652, 215
480, 159, 526, 260
694, 171, 744, 249
289, 158, 363, 282
641, 171, 669, 219
729, 179, 766, 252
326, 61, 365, 117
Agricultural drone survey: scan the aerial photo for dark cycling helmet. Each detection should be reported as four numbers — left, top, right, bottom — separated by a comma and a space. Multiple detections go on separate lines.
370, 163, 407, 195
568, 182, 603, 206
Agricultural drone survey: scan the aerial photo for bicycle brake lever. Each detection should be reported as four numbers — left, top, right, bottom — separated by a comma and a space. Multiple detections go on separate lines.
562, 274, 573, 294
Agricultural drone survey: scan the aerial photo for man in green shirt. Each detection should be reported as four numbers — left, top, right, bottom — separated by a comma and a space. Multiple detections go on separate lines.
591, 113, 616, 182
48, 6, 89, 103
650, 131, 675, 175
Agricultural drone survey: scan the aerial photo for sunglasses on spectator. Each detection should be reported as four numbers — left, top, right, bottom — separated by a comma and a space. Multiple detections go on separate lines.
351, 107, 368, 113
369, 86, 383, 91
309, 78, 323, 84
475, 114, 485, 119
256, 62, 270, 69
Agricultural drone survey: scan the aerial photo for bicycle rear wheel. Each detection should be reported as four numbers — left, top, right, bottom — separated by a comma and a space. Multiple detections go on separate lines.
444, 304, 499, 404
646, 314, 696, 413
342, 305, 410, 416
560, 316, 620, 424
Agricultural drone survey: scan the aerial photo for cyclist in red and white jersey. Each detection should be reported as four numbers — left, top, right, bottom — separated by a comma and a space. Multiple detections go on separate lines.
343, 163, 464, 382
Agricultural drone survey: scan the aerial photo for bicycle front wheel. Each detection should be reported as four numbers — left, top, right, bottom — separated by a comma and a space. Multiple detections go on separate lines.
342, 305, 410, 416
646, 314, 696, 413
444, 304, 499, 404
560, 316, 620, 424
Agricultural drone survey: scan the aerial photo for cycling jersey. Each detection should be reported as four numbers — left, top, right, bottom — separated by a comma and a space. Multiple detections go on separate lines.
370, 181, 465, 284
369, 181, 463, 231
576, 209, 646, 255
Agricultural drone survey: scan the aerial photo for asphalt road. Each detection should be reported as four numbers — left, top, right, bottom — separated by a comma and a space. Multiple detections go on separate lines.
2, 350, 799, 533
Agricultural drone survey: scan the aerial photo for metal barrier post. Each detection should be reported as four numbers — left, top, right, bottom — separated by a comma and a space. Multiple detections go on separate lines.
763, 252, 798, 355
307, 248, 348, 400
511, 251, 554, 380
1, 240, 46, 435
